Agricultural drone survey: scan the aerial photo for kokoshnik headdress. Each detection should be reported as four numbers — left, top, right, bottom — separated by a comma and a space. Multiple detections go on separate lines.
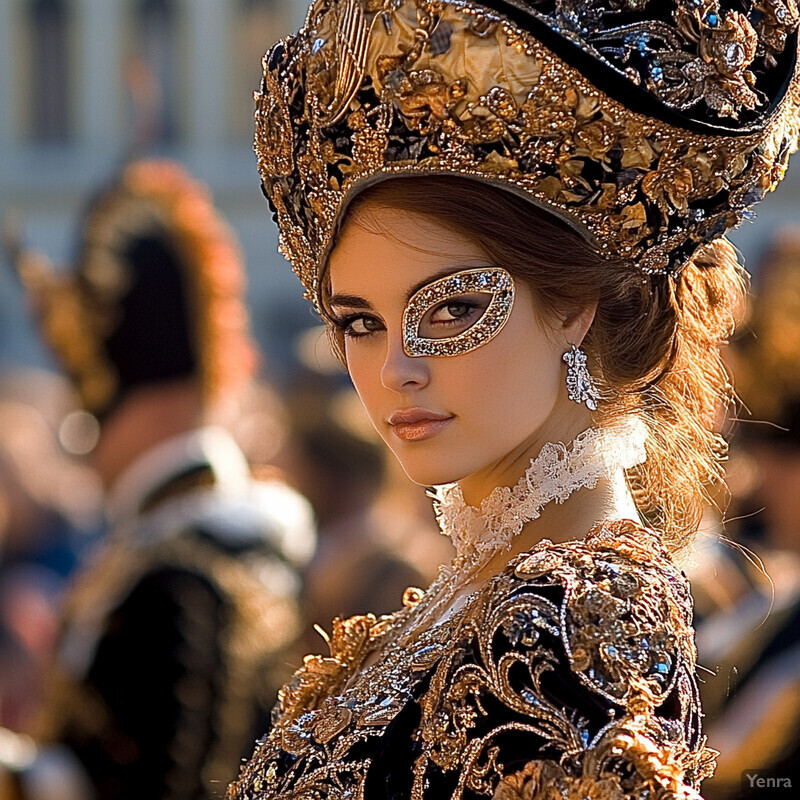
18, 160, 258, 418
254, 0, 800, 308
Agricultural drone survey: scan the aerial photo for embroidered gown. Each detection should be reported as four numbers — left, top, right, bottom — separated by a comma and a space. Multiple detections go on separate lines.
230, 519, 715, 800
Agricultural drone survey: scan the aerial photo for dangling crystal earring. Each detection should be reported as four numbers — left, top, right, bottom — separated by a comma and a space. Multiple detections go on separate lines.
562, 345, 599, 411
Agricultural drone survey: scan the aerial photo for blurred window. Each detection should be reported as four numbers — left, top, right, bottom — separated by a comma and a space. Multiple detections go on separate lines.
133, 0, 179, 144
230, 0, 290, 141
28, 0, 72, 143
240, 0, 277, 9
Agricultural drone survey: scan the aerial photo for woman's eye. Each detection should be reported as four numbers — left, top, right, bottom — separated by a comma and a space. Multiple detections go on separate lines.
344, 315, 383, 337
430, 302, 473, 323
417, 292, 492, 340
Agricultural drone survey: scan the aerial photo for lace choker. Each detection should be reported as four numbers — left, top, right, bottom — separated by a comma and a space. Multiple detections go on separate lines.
431, 418, 648, 582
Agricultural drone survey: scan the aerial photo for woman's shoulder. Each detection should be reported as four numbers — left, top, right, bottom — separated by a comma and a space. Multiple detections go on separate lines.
482, 519, 698, 711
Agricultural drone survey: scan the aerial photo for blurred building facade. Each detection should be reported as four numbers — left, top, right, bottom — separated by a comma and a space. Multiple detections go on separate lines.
2, 0, 800, 379
0, 0, 313, 380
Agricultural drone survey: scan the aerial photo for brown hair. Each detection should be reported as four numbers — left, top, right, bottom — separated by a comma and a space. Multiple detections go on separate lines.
321, 176, 747, 551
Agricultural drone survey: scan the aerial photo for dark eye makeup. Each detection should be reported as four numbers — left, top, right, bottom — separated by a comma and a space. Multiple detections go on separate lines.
330, 312, 384, 338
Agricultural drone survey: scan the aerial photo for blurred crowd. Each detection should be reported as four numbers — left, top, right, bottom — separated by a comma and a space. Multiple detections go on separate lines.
0, 159, 797, 800
0, 160, 443, 800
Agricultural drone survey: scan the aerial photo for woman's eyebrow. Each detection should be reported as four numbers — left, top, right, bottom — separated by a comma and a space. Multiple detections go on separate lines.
328, 293, 372, 310
331, 264, 493, 309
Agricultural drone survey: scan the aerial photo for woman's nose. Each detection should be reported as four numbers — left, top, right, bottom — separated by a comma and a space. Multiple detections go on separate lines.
380, 334, 429, 392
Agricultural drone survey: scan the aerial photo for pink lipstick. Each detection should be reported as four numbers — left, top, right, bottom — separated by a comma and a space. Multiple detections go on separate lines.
388, 408, 454, 442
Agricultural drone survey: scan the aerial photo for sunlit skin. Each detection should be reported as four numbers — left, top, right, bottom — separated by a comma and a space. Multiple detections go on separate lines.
326, 204, 641, 573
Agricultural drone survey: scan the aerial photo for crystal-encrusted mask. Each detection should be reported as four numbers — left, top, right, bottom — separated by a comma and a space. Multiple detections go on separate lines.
254, 0, 800, 311
402, 267, 515, 357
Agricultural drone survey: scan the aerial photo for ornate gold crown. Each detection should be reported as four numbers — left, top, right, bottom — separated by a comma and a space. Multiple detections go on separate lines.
255, 0, 800, 307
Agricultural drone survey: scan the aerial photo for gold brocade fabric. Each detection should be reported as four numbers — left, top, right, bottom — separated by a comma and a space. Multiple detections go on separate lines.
230, 520, 715, 800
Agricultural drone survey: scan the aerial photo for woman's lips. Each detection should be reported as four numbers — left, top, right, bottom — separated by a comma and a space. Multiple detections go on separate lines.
388, 408, 454, 442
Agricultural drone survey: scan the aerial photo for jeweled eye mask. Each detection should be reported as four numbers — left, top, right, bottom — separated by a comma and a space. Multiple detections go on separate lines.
402, 268, 515, 357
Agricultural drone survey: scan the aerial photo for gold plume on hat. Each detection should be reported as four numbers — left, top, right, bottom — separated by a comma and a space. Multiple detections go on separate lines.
12, 160, 258, 416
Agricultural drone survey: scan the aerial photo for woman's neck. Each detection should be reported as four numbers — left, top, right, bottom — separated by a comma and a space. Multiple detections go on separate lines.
476, 468, 640, 580
432, 418, 648, 586
404, 422, 647, 638
457, 403, 593, 508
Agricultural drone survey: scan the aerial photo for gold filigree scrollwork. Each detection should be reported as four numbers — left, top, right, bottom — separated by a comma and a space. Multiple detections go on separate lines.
254, 0, 800, 298
317, 0, 377, 125
229, 522, 714, 800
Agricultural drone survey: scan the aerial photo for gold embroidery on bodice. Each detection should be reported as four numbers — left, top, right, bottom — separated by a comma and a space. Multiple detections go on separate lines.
230, 520, 715, 800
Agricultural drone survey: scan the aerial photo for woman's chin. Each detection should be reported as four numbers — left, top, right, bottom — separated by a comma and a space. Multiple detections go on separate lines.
393, 456, 471, 489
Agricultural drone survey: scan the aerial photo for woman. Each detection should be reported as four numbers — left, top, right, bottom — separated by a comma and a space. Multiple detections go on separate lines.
233, 0, 800, 797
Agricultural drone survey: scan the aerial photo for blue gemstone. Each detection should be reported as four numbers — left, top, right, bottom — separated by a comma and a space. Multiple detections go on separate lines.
312, 38, 325, 53
742, 187, 764, 204
706, 13, 718, 26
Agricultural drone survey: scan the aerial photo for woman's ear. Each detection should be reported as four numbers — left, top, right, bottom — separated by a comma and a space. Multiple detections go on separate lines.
561, 300, 598, 348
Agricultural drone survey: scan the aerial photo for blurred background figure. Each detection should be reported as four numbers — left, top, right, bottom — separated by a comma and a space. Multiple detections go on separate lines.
693, 229, 800, 799
4, 159, 316, 800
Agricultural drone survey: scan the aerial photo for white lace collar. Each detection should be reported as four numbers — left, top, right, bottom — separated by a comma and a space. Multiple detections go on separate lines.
431, 417, 648, 575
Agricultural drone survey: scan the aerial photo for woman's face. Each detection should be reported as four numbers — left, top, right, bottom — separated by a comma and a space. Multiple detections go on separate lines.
326, 204, 592, 495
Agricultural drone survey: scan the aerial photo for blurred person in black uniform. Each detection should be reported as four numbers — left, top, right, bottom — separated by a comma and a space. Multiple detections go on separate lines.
694, 230, 800, 799
8, 160, 316, 800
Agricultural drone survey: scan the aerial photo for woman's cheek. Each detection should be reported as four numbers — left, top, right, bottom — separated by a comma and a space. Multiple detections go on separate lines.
347, 350, 385, 423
